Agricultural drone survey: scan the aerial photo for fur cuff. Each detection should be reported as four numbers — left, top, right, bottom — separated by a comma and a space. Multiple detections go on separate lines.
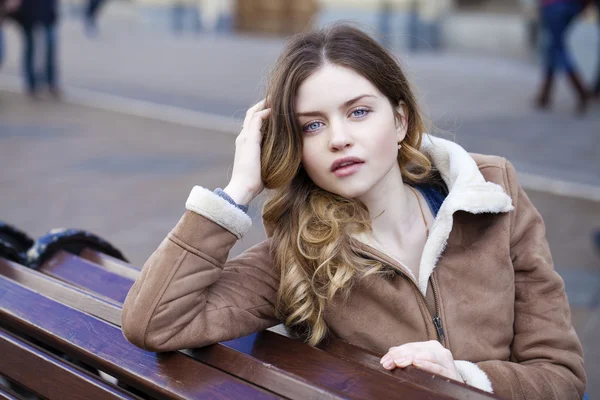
454, 360, 493, 393
185, 186, 252, 239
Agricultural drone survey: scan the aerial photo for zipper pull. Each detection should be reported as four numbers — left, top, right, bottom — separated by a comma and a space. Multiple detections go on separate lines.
433, 316, 445, 342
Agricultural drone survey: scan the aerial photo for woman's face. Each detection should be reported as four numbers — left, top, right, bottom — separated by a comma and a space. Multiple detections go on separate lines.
296, 64, 407, 200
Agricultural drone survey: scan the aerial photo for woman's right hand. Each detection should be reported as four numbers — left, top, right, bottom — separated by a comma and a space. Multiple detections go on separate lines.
223, 99, 271, 206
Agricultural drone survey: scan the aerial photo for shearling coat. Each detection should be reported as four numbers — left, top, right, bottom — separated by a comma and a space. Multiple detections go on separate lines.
122, 136, 586, 399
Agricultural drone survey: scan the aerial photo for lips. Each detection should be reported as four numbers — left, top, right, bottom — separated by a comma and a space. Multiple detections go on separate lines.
330, 157, 365, 173
333, 163, 363, 178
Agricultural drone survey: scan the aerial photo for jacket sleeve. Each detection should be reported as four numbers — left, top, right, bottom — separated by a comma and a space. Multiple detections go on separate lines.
474, 161, 586, 399
121, 187, 280, 352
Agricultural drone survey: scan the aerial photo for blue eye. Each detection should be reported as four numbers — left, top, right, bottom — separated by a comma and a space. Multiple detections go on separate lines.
351, 108, 370, 118
303, 121, 324, 133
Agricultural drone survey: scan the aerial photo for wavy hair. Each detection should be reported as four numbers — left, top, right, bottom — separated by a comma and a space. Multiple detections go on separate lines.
260, 24, 432, 345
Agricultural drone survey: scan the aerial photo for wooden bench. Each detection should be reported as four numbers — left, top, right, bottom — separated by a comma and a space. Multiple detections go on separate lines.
0, 249, 500, 399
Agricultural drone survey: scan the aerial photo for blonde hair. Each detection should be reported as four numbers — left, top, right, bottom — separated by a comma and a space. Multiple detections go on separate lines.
261, 25, 432, 345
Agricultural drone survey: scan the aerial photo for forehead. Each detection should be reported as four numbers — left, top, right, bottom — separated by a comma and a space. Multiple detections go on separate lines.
295, 64, 380, 112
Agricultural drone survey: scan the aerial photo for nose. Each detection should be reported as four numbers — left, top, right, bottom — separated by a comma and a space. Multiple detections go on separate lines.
328, 122, 353, 151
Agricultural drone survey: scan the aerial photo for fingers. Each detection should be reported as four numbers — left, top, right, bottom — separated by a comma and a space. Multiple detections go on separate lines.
385, 340, 443, 361
248, 99, 267, 115
228, 98, 271, 205
243, 99, 270, 129
380, 341, 462, 381
380, 341, 451, 371
381, 354, 413, 369
412, 360, 447, 376
253, 108, 272, 124
381, 349, 437, 370
237, 108, 271, 147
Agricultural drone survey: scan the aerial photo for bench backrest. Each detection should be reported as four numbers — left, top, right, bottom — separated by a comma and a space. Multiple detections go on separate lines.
0, 253, 498, 400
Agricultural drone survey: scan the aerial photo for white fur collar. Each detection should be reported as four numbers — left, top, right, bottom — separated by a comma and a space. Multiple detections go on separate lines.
360, 135, 514, 295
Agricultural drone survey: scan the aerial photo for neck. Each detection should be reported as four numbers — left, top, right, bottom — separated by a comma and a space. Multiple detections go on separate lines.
357, 166, 423, 247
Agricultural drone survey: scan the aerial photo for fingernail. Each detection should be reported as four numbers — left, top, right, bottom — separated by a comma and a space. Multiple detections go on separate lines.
381, 355, 392, 365
383, 361, 394, 369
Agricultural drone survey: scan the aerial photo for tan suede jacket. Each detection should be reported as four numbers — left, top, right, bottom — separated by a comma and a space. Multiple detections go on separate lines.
122, 136, 586, 399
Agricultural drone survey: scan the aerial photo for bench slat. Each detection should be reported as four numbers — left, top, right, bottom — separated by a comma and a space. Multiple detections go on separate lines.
189, 332, 458, 400
1, 259, 358, 399
0, 258, 122, 326
317, 336, 498, 400
4, 257, 451, 400
72, 252, 459, 395
0, 273, 281, 400
30, 254, 494, 400
79, 249, 141, 280
40, 251, 134, 303
74, 251, 494, 398
0, 328, 140, 400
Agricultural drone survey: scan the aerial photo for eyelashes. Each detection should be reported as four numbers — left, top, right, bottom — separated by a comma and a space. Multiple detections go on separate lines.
301, 107, 372, 133
350, 108, 369, 118
303, 120, 324, 132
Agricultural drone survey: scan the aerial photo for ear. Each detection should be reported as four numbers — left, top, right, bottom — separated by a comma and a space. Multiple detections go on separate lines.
395, 102, 408, 143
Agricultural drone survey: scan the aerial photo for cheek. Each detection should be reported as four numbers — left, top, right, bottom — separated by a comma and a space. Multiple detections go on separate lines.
377, 132, 399, 152
301, 146, 319, 178
370, 120, 400, 157
301, 140, 330, 186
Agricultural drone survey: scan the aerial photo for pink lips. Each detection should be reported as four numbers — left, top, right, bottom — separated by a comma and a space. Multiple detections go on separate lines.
333, 163, 363, 177
330, 157, 364, 177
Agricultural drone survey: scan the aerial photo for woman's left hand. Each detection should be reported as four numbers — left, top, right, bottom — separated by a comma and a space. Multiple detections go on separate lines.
380, 340, 463, 382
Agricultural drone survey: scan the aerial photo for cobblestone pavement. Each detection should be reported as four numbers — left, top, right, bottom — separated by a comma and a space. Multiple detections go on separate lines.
0, 9, 599, 397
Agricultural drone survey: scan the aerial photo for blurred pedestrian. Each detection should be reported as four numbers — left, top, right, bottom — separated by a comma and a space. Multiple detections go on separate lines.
10, 0, 60, 98
407, 0, 452, 51
0, 1, 5, 68
0, 0, 21, 68
172, 0, 201, 34
535, 0, 590, 114
84, 0, 106, 37
592, 0, 600, 98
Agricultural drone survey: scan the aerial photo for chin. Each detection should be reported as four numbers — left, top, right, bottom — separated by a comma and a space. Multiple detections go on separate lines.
328, 184, 370, 200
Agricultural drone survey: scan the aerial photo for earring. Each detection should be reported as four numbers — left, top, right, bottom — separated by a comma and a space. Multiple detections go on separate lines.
397, 143, 402, 150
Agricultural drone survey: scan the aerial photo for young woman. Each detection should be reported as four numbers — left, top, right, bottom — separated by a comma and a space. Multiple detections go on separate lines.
122, 25, 586, 399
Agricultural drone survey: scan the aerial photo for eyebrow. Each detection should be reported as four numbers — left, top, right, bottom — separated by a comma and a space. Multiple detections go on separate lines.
297, 94, 376, 117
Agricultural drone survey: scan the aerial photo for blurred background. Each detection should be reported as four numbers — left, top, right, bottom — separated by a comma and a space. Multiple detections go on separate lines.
0, 0, 598, 396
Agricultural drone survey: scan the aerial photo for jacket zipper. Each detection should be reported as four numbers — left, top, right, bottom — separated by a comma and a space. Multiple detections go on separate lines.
430, 277, 446, 345
359, 249, 447, 346
415, 273, 445, 346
